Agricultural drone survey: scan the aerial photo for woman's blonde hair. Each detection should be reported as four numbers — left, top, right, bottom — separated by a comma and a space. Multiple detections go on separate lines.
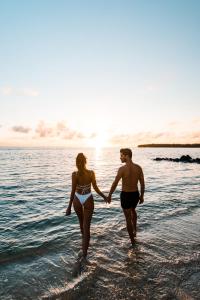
76, 153, 87, 174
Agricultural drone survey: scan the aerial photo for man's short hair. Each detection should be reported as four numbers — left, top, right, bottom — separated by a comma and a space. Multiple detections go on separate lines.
120, 148, 132, 158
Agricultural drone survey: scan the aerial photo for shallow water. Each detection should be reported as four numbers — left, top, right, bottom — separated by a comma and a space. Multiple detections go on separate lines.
0, 147, 199, 299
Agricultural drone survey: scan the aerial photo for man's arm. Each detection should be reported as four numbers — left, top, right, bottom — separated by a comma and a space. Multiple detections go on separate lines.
139, 167, 145, 204
108, 168, 122, 203
66, 172, 77, 215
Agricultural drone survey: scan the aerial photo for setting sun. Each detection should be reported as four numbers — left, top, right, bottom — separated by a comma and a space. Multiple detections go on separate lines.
87, 132, 109, 149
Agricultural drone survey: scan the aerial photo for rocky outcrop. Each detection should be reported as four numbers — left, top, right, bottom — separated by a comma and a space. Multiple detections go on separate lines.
153, 155, 200, 164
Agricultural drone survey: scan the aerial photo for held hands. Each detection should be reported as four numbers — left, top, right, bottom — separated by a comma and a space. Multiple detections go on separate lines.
102, 194, 111, 203
102, 195, 108, 203
107, 195, 112, 204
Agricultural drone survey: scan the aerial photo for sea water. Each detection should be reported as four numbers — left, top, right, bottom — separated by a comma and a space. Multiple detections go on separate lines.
0, 147, 199, 299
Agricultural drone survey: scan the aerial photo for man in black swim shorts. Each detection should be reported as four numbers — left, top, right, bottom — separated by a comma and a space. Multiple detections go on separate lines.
108, 148, 145, 245
120, 190, 140, 209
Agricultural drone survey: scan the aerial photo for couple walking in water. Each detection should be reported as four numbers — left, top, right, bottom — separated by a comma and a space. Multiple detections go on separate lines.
66, 148, 145, 259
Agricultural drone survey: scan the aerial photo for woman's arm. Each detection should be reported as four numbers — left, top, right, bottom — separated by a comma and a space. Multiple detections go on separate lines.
91, 171, 107, 201
66, 172, 77, 215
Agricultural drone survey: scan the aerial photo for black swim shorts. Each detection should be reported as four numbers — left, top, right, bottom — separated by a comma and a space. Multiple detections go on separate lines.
120, 191, 140, 209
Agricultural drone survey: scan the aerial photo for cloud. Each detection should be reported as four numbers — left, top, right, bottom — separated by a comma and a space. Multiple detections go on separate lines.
168, 121, 179, 127
56, 122, 68, 133
63, 131, 84, 140
1, 86, 13, 95
89, 132, 97, 138
35, 121, 54, 138
35, 121, 84, 140
168, 118, 200, 132
0, 86, 39, 97
12, 126, 31, 134
17, 88, 39, 97
187, 131, 200, 140
192, 117, 200, 125
110, 130, 200, 146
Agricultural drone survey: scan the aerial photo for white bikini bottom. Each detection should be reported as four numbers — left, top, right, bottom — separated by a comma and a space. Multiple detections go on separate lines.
75, 192, 92, 205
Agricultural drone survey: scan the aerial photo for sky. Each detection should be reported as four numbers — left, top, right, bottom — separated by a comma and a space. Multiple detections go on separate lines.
0, 0, 200, 147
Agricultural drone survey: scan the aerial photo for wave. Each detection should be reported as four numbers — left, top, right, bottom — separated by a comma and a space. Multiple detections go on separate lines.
0, 236, 66, 265
42, 247, 200, 300
0, 185, 22, 190
14, 214, 64, 231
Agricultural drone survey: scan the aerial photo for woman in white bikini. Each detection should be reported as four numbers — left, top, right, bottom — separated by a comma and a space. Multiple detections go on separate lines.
66, 153, 107, 258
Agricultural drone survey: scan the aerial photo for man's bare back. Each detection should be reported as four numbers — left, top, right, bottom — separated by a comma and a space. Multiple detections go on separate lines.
119, 162, 143, 192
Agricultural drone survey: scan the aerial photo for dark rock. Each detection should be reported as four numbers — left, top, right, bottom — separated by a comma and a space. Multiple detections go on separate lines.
153, 155, 200, 164
180, 155, 192, 162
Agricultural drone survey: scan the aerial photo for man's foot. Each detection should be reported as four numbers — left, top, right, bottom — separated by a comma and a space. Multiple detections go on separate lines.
131, 238, 136, 246
81, 256, 88, 263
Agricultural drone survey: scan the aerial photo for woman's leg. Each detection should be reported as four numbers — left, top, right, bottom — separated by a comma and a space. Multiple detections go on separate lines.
82, 195, 94, 257
73, 197, 84, 235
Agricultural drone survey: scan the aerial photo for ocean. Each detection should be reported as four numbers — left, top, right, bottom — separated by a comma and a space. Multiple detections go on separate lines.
0, 147, 199, 300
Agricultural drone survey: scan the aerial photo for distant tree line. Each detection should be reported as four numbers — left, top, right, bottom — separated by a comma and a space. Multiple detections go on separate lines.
138, 144, 200, 148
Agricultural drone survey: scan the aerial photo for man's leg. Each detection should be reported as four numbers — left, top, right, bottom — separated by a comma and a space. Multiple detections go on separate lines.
131, 208, 137, 236
123, 208, 136, 245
